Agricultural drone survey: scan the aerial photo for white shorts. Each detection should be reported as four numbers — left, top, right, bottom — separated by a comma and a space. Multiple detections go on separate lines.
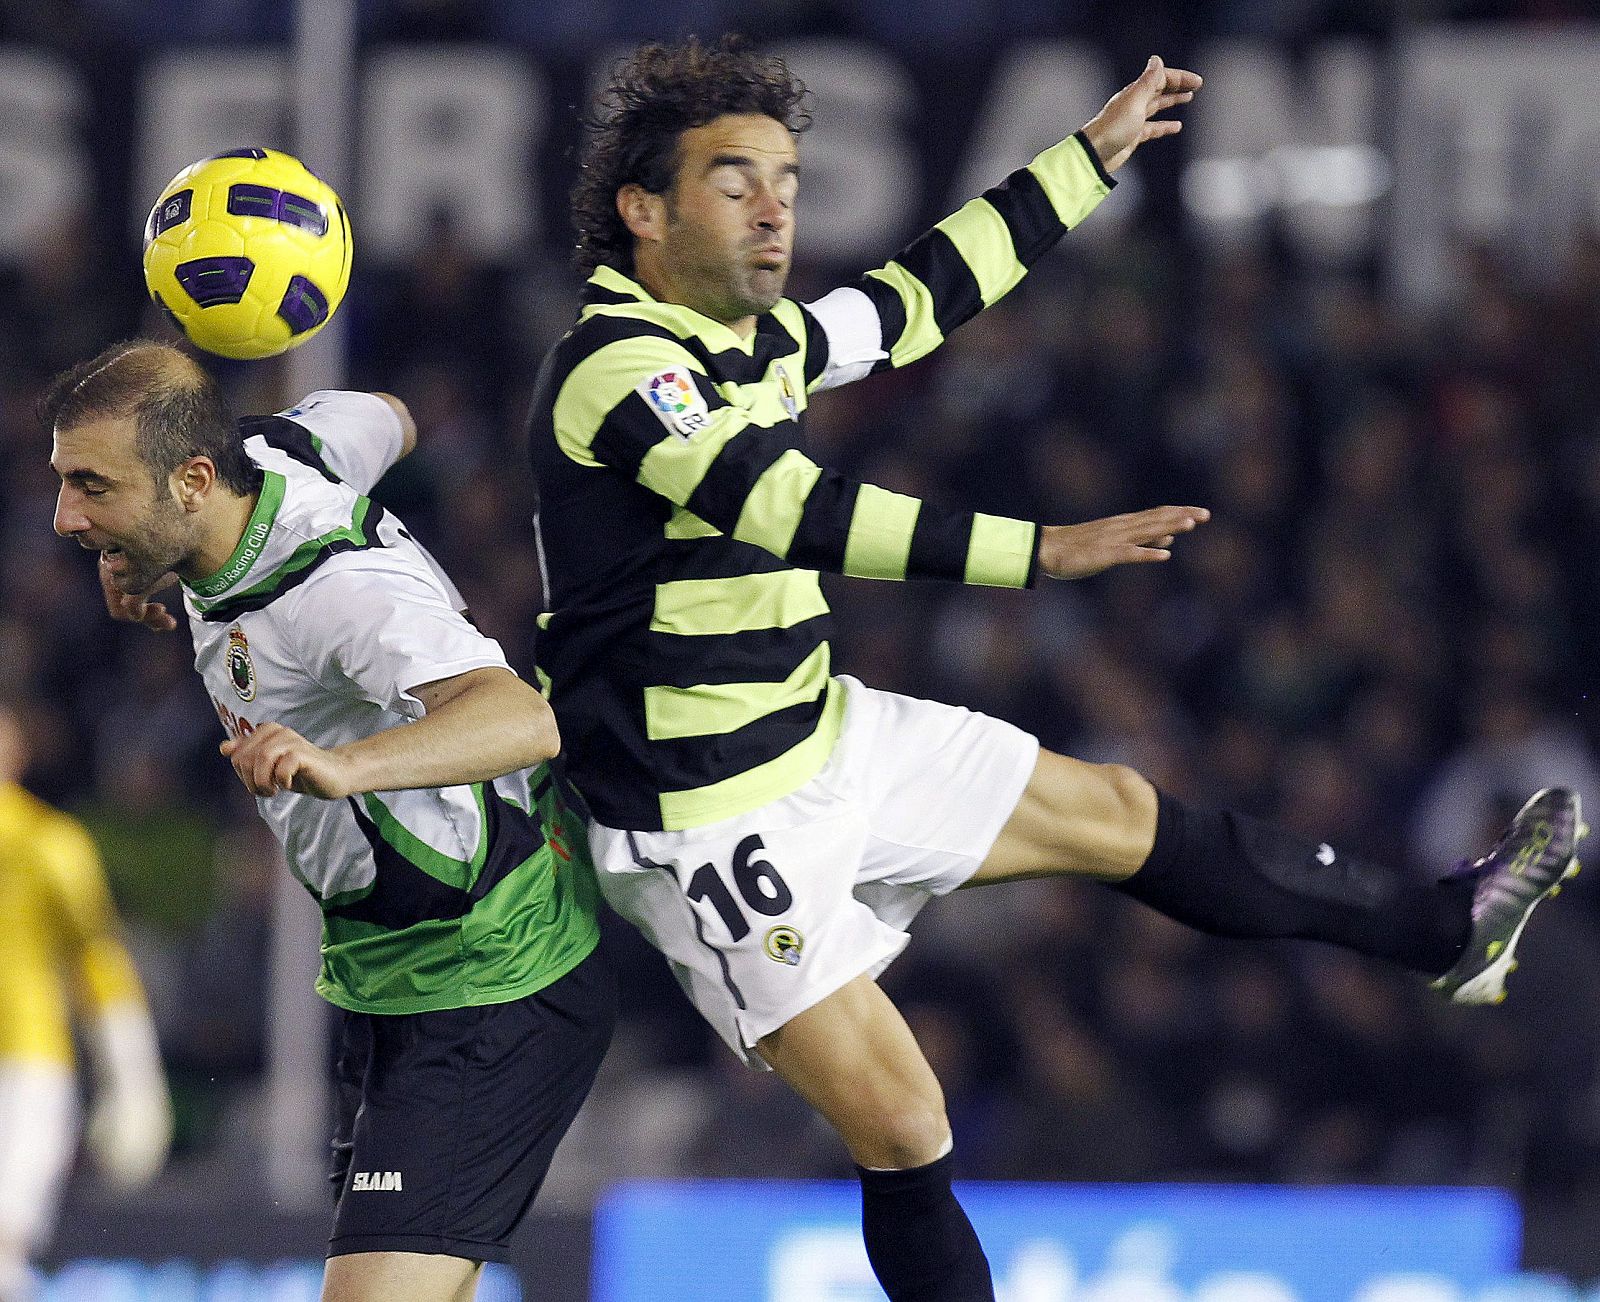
589, 676, 1040, 1065
0, 1060, 78, 1249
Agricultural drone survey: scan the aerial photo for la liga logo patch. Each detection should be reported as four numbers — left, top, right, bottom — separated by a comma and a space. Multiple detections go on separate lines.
639, 368, 712, 439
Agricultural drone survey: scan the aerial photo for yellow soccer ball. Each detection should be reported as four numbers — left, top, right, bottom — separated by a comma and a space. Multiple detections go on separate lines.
142, 148, 352, 361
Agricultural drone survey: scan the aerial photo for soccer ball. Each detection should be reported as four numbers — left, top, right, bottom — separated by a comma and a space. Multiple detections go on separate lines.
142, 148, 352, 361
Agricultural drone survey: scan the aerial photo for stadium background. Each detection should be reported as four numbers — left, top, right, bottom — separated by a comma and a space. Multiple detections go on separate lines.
6, 0, 1600, 1296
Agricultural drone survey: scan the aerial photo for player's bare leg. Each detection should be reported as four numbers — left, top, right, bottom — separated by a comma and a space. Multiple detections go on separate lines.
971, 748, 1582, 1004
970, 751, 1154, 885
322, 1251, 482, 1302
759, 975, 993, 1301
758, 973, 949, 1168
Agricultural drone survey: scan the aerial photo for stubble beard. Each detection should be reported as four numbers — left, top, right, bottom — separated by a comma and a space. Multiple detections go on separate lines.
666, 220, 787, 323
110, 501, 192, 596
739, 267, 786, 316
727, 242, 788, 317
691, 260, 784, 323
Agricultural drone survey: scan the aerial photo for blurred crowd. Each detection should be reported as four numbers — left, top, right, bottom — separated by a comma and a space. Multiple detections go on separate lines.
8, 0, 1600, 51
2, 1, 1600, 1271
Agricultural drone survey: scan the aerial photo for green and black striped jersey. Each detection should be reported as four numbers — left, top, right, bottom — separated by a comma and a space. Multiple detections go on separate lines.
529, 130, 1115, 831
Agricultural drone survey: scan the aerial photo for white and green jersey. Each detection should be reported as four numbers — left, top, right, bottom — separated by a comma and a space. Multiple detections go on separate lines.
183, 391, 598, 1015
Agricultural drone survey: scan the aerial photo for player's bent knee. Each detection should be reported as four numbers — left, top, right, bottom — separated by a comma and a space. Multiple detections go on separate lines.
978, 754, 1157, 883
844, 1095, 952, 1170
1097, 762, 1154, 824
1075, 761, 1158, 878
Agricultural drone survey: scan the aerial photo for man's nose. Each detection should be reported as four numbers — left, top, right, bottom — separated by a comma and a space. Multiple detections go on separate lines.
54, 491, 87, 537
753, 190, 788, 230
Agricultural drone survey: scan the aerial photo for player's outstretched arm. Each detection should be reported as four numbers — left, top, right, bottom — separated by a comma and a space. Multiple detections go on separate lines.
1037, 505, 1210, 580
568, 338, 1185, 591
802, 55, 1201, 390
220, 666, 560, 799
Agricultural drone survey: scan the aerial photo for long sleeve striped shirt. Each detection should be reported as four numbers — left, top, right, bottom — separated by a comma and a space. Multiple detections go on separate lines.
528, 130, 1115, 830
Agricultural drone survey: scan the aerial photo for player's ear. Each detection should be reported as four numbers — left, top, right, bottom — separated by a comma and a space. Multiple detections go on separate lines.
172, 456, 216, 511
618, 183, 667, 245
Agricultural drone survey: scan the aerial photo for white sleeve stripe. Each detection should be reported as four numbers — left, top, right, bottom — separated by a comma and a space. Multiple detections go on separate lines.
803, 287, 888, 392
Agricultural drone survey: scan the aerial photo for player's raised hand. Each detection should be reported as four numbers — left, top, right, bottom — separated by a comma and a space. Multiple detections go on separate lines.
1037, 505, 1209, 580
99, 555, 178, 632
221, 722, 353, 799
1080, 55, 1202, 174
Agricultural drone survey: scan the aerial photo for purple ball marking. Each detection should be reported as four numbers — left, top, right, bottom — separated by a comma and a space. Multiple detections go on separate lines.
277, 275, 329, 335
227, 184, 329, 236
174, 256, 254, 306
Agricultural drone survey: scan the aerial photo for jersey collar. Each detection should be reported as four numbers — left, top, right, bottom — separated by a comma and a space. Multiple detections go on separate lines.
583, 264, 653, 305
187, 470, 287, 600
582, 265, 766, 355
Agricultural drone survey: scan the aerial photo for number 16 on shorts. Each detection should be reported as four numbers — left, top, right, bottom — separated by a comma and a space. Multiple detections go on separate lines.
684, 835, 802, 962
596, 806, 911, 1058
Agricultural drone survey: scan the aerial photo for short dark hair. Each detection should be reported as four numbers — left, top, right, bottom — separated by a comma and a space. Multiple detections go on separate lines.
571, 35, 811, 277
40, 340, 258, 496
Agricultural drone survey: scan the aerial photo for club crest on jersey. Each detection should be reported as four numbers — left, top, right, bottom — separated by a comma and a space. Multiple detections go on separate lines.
226, 627, 256, 702
639, 368, 712, 439
764, 925, 804, 966
774, 362, 798, 421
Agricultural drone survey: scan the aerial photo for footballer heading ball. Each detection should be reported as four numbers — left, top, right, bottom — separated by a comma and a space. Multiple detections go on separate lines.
142, 148, 352, 361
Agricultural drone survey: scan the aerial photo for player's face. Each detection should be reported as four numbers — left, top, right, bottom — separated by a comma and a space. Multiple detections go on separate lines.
51, 416, 195, 594
657, 113, 798, 323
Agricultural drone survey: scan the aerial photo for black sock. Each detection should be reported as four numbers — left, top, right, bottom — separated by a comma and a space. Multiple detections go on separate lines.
857, 1152, 994, 1302
1113, 790, 1474, 975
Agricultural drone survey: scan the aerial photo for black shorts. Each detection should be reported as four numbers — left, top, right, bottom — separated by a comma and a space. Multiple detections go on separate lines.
326, 947, 616, 1262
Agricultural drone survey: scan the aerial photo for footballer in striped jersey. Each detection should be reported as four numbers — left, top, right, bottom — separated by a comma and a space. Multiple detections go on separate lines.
530, 37, 1582, 1302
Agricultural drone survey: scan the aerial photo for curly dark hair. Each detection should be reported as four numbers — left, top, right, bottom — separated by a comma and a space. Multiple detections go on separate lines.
571, 35, 811, 277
